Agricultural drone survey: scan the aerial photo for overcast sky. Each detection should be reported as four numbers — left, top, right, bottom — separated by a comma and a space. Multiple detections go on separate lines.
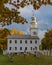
3, 4, 52, 39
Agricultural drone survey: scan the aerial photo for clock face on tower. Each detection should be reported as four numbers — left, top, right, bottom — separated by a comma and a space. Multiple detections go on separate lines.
30, 28, 38, 36
33, 31, 37, 35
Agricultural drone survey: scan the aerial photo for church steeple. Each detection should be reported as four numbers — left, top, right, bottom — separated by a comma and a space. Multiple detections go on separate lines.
30, 16, 38, 36
31, 16, 37, 28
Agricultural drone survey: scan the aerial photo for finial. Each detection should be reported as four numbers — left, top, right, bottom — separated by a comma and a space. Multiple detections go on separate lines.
31, 10, 37, 23
31, 10, 34, 20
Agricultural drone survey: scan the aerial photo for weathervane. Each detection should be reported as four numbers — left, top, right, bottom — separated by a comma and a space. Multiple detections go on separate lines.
31, 9, 37, 23
32, 10, 34, 20
32, 10, 34, 17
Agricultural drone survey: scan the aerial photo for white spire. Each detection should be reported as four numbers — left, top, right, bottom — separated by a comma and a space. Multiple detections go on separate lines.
30, 10, 38, 28
31, 16, 37, 28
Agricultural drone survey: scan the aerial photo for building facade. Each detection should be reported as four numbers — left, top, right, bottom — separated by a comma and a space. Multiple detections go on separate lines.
7, 16, 40, 54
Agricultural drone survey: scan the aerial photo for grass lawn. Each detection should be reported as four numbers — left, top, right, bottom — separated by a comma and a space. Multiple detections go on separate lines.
0, 54, 52, 65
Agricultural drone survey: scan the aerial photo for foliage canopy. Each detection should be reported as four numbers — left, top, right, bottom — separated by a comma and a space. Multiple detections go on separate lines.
41, 29, 52, 50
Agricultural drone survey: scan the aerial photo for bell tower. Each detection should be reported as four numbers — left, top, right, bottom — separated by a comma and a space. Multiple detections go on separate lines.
30, 16, 38, 36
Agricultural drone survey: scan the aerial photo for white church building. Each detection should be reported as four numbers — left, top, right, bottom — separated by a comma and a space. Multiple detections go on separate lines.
7, 16, 40, 54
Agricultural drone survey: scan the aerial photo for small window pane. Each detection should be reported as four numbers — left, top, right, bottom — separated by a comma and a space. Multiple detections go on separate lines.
15, 47, 17, 50
9, 47, 12, 50
20, 47, 22, 50
25, 47, 27, 50
25, 40, 27, 44
35, 40, 37, 44
15, 40, 17, 43
31, 47, 32, 50
10, 40, 12, 43
30, 40, 32, 44
20, 40, 22, 43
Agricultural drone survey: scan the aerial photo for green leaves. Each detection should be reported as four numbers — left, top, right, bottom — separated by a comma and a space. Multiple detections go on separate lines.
41, 29, 52, 50
0, 28, 10, 50
0, 0, 27, 26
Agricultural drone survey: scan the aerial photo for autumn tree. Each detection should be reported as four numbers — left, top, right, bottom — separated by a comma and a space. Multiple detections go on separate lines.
0, 28, 10, 50
41, 28, 52, 51
9, 0, 52, 9
0, 0, 27, 27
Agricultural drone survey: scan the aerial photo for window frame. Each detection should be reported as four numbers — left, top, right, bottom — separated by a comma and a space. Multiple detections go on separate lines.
31, 47, 32, 50
9, 40, 12, 43
25, 40, 27, 44
9, 47, 12, 50
20, 40, 22, 44
20, 47, 22, 50
35, 40, 37, 44
25, 47, 27, 50
15, 40, 17, 43
15, 47, 17, 50
30, 40, 32, 44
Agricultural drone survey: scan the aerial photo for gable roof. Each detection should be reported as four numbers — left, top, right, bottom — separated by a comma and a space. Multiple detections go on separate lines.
7, 35, 39, 39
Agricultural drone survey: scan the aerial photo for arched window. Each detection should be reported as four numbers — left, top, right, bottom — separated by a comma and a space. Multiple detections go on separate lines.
15, 40, 17, 43
31, 47, 32, 50
30, 40, 32, 44
15, 47, 17, 50
10, 40, 12, 43
35, 40, 37, 44
25, 40, 27, 44
20, 40, 22, 43
25, 47, 27, 50
20, 47, 22, 50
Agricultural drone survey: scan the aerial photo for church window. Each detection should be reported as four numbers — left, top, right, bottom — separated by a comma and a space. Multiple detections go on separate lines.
9, 47, 12, 50
25, 40, 27, 44
30, 40, 32, 44
35, 40, 37, 44
20, 47, 22, 50
25, 47, 27, 50
20, 40, 22, 43
10, 40, 12, 43
15, 40, 17, 43
15, 47, 17, 50
31, 47, 32, 50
